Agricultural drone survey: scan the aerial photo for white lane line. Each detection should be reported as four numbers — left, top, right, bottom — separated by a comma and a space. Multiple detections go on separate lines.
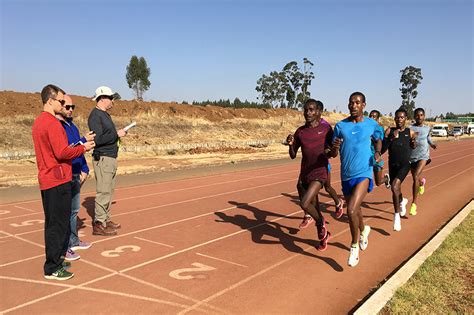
179, 166, 474, 314
196, 253, 248, 268
113, 178, 296, 218
13, 205, 37, 213
0, 254, 43, 268
134, 236, 174, 248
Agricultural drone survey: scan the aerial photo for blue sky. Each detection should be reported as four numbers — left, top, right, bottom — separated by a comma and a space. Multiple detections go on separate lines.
1, 0, 472, 116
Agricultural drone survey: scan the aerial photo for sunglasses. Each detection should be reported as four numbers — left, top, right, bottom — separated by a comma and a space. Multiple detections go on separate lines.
51, 98, 66, 106
65, 105, 76, 110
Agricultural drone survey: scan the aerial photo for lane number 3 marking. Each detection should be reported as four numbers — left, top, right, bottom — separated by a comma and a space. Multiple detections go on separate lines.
101, 245, 141, 257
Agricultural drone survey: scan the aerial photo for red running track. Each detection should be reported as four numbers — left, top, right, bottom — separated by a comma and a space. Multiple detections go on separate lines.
0, 139, 473, 314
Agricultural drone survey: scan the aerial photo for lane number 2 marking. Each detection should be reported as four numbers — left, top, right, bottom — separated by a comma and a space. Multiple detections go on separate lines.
169, 262, 216, 280
101, 245, 141, 257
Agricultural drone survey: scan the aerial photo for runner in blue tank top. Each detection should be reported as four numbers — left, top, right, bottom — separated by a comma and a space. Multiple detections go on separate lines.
409, 108, 437, 215
330, 92, 383, 267
369, 110, 390, 189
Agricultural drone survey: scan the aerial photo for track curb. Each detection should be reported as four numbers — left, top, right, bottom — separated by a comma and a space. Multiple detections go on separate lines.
354, 199, 473, 314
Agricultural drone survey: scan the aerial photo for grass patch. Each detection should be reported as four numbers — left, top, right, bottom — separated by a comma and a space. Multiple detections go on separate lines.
380, 210, 474, 314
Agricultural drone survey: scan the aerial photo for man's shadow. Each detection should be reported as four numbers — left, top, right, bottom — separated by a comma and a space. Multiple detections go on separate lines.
215, 201, 343, 272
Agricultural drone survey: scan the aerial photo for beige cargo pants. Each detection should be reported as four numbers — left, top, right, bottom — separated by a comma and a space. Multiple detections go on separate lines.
92, 156, 117, 224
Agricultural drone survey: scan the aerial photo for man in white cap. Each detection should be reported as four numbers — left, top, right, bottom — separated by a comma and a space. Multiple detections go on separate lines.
88, 86, 127, 236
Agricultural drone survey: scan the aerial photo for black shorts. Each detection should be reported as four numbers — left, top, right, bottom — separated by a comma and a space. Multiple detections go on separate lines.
298, 178, 326, 191
410, 159, 431, 170
389, 163, 411, 184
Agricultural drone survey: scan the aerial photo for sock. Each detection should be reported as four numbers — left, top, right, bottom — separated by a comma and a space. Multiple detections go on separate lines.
351, 243, 359, 249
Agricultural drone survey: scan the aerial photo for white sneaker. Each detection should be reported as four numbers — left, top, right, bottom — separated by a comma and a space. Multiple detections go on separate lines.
393, 213, 402, 231
348, 244, 359, 267
359, 226, 371, 251
400, 198, 408, 216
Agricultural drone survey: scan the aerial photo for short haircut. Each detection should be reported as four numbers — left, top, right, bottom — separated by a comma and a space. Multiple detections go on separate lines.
349, 91, 366, 103
414, 107, 425, 115
369, 110, 381, 119
304, 98, 324, 111
41, 84, 65, 104
395, 107, 408, 117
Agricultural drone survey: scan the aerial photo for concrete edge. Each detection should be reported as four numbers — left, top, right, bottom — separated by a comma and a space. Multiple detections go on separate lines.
354, 199, 473, 315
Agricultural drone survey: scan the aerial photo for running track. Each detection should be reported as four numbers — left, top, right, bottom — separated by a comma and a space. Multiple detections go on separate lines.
1, 140, 473, 314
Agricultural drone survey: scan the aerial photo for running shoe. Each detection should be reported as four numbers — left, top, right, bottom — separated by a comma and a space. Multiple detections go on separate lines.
316, 217, 327, 240
65, 249, 80, 261
71, 241, 92, 251
410, 203, 417, 216
400, 198, 408, 217
316, 231, 331, 251
299, 215, 314, 229
348, 244, 359, 267
419, 178, 426, 195
335, 199, 345, 219
359, 226, 371, 251
62, 261, 71, 270
393, 213, 401, 231
44, 267, 74, 281
384, 173, 391, 189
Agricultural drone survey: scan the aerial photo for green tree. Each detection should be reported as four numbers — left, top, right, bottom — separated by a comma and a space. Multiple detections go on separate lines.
256, 71, 287, 108
400, 66, 423, 119
126, 56, 151, 100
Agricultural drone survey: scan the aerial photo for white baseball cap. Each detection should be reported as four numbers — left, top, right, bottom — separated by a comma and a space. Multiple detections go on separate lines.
92, 86, 119, 101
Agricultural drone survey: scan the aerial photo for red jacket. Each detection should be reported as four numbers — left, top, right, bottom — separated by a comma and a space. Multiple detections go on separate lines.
32, 112, 86, 190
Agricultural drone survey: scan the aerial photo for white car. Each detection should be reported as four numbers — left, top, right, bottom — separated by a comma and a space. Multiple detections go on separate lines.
452, 126, 463, 137
467, 123, 474, 135
431, 124, 449, 137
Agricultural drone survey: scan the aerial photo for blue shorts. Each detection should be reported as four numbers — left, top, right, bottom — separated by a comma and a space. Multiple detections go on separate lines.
342, 177, 374, 196
373, 157, 384, 171
328, 163, 331, 172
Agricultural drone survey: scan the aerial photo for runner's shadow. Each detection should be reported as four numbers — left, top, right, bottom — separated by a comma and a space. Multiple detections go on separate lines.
371, 226, 390, 236
216, 201, 343, 272
280, 192, 300, 205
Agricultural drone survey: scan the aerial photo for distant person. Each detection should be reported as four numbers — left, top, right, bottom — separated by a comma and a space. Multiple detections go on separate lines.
368, 110, 390, 188
330, 92, 383, 267
286, 99, 333, 251
381, 108, 417, 231
88, 86, 127, 236
56, 94, 94, 261
32, 84, 94, 280
409, 108, 437, 215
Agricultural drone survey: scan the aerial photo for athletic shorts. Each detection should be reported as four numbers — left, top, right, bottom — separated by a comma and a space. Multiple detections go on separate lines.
372, 156, 384, 171
410, 159, 431, 170
298, 178, 326, 191
328, 163, 331, 172
341, 177, 373, 196
389, 163, 411, 184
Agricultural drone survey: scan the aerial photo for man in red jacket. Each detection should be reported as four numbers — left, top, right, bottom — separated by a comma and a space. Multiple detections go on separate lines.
32, 84, 95, 281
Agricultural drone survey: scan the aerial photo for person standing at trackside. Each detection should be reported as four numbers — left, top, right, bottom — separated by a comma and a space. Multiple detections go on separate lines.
56, 94, 94, 261
330, 92, 383, 267
88, 86, 127, 236
381, 108, 417, 231
409, 108, 437, 215
32, 84, 95, 280
287, 99, 334, 251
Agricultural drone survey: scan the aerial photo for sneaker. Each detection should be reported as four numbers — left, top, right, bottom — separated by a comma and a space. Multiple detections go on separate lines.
106, 221, 121, 229
62, 261, 71, 270
299, 215, 314, 229
65, 248, 80, 261
71, 241, 92, 251
419, 178, 426, 195
359, 226, 371, 251
384, 173, 391, 189
335, 199, 344, 219
93, 222, 117, 236
348, 244, 359, 267
316, 231, 331, 251
44, 267, 74, 281
400, 198, 408, 217
316, 217, 327, 240
393, 213, 401, 231
410, 203, 417, 216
